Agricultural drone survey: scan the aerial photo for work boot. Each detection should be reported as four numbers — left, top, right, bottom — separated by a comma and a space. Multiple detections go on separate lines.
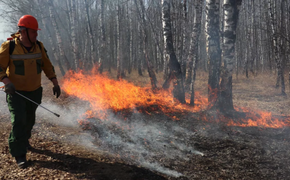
15, 154, 27, 169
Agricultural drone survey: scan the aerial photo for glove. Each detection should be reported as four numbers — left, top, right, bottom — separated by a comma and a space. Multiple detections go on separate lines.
4, 83, 15, 95
53, 85, 61, 98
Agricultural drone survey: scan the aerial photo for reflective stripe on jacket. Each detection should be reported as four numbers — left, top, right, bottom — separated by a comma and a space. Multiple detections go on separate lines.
0, 36, 56, 91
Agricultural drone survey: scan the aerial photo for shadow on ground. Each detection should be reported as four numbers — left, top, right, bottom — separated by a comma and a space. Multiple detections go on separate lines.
29, 148, 168, 180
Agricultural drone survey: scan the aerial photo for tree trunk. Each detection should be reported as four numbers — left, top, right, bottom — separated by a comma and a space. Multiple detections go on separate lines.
218, 0, 241, 113
181, 0, 188, 79
268, 0, 286, 96
189, 0, 203, 106
48, 0, 72, 71
138, 23, 143, 76
70, 0, 80, 70
136, 0, 158, 90
40, 12, 66, 76
98, 0, 106, 73
117, 2, 122, 79
280, 0, 286, 95
161, 0, 185, 104
206, 0, 222, 108
84, 0, 96, 68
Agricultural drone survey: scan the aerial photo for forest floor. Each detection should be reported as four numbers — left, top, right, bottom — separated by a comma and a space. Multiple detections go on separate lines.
1, 70, 290, 179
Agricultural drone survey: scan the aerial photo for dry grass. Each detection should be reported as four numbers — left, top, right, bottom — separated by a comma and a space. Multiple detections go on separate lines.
197, 71, 290, 115
112, 70, 290, 116
106, 69, 165, 87
232, 72, 290, 115
54, 68, 290, 116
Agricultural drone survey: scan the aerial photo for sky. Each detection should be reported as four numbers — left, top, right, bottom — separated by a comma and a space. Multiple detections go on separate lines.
0, 21, 12, 41
0, 4, 12, 41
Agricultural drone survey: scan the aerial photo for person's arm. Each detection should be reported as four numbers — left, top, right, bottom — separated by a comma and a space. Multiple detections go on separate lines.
38, 41, 57, 81
0, 41, 15, 95
38, 42, 61, 98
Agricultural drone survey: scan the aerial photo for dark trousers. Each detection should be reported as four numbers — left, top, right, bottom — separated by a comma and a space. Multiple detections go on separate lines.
7, 87, 42, 157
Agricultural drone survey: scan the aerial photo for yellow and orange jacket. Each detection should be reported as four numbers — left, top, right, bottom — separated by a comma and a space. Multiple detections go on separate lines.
0, 34, 56, 91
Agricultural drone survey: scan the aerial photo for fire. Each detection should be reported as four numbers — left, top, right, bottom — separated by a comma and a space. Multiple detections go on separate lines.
62, 69, 290, 129
227, 107, 290, 128
62, 69, 208, 120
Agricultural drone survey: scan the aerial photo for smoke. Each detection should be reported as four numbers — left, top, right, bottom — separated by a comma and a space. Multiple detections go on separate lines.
78, 111, 197, 178
0, 86, 11, 118
34, 97, 204, 178
0, 84, 203, 178
36, 100, 86, 127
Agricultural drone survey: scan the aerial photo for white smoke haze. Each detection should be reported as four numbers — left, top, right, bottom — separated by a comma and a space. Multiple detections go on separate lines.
0, 90, 200, 178
36, 100, 88, 127
79, 112, 196, 178
0, 90, 11, 118
34, 98, 204, 178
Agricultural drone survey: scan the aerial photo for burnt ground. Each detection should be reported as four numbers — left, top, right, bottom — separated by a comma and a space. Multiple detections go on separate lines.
1, 72, 290, 179
1, 100, 290, 180
0, 117, 168, 180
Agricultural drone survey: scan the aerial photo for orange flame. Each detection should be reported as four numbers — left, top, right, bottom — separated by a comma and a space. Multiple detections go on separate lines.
227, 107, 290, 128
62, 69, 290, 129
62, 69, 208, 120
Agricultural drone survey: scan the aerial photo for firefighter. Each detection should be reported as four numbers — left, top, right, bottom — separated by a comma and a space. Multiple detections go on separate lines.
0, 15, 61, 168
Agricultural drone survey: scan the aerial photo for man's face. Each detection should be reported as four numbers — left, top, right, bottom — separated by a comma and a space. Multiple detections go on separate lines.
27, 29, 38, 43
22, 28, 38, 43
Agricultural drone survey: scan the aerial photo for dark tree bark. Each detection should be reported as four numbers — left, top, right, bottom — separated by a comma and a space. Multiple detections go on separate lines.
206, 0, 222, 108
98, 0, 106, 73
189, 0, 203, 106
268, 0, 286, 96
162, 0, 185, 103
135, 0, 158, 90
84, 0, 96, 68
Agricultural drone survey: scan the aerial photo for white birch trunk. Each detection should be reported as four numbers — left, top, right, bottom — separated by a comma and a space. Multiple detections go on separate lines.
161, 0, 185, 103
219, 0, 240, 112
70, 0, 79, 70
84, 0, 96, 66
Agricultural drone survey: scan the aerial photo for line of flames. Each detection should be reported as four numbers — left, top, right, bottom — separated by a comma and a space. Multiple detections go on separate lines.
62, 69, 290, 129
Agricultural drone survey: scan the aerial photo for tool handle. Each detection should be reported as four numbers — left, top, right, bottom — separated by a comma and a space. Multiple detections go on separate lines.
15, 91, 60, 118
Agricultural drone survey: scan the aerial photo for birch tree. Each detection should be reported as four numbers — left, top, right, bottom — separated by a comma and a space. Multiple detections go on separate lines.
135, 0, 158, 90
218, 0, 242, 113
162, 0, 185, 103
98, 0, 106, 73
206, 0, 221, 107
70, 0, 80, 70
84, 0, 96, 67
189, 0, 203, 106
116, 1, 125, 79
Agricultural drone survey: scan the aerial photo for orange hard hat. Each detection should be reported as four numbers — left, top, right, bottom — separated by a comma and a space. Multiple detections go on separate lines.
18, 15, 41, 30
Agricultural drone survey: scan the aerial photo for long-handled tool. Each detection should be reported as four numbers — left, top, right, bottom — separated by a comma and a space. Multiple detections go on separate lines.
1, 86, 60, 117
15, 91, 60, 117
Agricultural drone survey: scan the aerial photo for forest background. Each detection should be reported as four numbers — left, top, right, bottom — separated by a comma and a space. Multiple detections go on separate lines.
0, 0, 288, 115
0, 1, 289, 179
